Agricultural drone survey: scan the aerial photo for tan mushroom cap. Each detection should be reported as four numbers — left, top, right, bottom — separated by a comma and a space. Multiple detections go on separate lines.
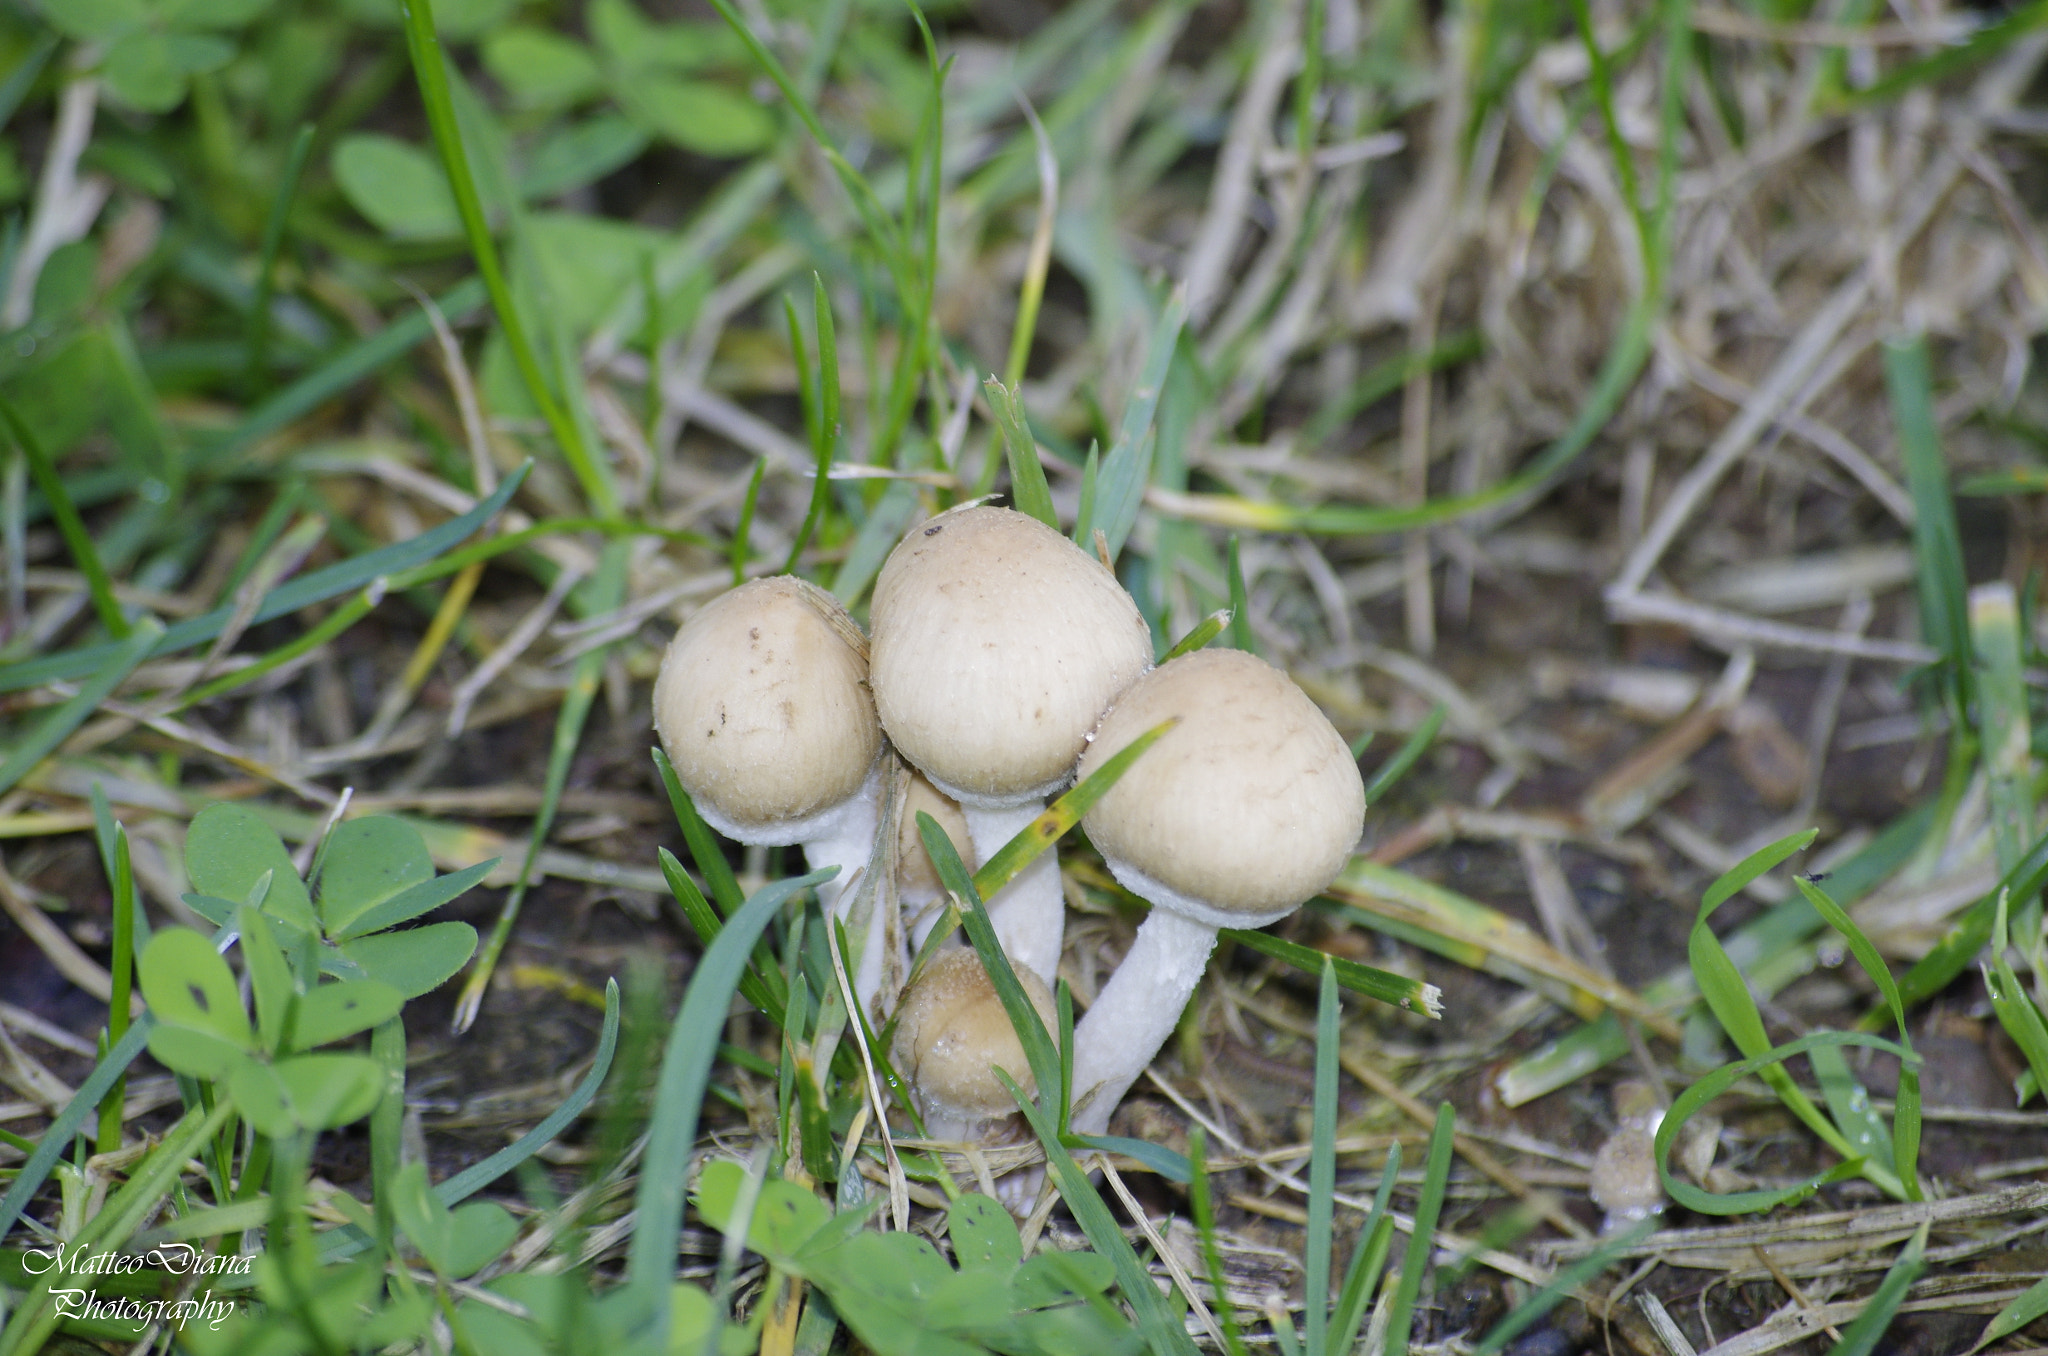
891, 948, 1057, 1123
898, 771, 976, 905
652, 576, 880, 832
1077, 649, 1365, 924
869, 505, 1153, 807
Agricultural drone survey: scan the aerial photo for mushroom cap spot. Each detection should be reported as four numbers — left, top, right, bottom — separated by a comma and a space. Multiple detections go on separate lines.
1078, 649, 1365, 917
891, 948, 1057, 1123
897, 770, 976, 907
652, 576, 880, 832
869, 505, 1153, 803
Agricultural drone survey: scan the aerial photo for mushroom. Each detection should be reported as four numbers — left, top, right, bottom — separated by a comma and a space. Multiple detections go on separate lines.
1065, 649, 1366, 1136
891, 947, 1058, 1144
1589, 1082, 1666, 1234
652, 575, 890, 1014
868, 504, 1152, 984
897, 770, 977, 953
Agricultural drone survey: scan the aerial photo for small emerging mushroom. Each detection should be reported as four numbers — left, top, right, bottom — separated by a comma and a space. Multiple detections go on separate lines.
1066, 649, 1366, 1136
869, 505, 1152, 984
652, 576, 890, 1014
1589, 1082, 1666, 1235
892, 947, 1058, 1145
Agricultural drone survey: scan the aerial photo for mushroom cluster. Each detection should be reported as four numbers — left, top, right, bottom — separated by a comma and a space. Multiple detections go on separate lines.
652, 503, 1368, 1177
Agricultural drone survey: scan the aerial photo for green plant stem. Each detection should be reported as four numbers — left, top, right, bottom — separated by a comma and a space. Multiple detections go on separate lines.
397, 0, 617, 516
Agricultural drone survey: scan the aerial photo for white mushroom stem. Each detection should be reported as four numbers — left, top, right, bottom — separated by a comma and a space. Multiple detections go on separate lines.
961, 800, 1063, 984
1066, 907, 1218, 1136
692, 767, 891, 1016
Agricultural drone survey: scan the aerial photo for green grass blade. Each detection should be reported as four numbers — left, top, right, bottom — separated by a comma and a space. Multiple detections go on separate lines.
1470, 1219, 1658, 1356
318, 977, 623, 1267
1692, 831, 1880, 1179
1886, 334, 1972, 714
1364, 703, 1445, 804
651, 748, 749, 919
1793, 875, 1922, 1192
784, 276, 840, 572
0, 1016, 156, 1241
1975, 1270, 2048, 1352
1971, 583, 2036, 876
998, 1067, 1202, 1356
921, 813, 1062, 1110
1382, 1102, 1456, 1356
1224, 534, 1251, 651
1891, 823, 2048, 1016
1833, 2, 2048, 110
1304, 959, 1339, 1355
0, 616, 161, 797
0, 398, 127, 638
1823, 1223, 1927, 1356
1158, 609, 1231, 663
244, 122, 316, 391
1187, 1128, 1249, 1356
1985, 889, 2048, 1107
658, 848, 784, 1025
1328, 1143, 1401, 1355
1001, 95, 1058, 393
94, 807, 136, 1153
985, 377, 1058, 530
1655, 1029, 1913, 1214
731, 457, 768, 585
0, 466, 525, 693
969, 718, 1175, 903
1220, 927, 1440, 1016
1092, 293, 1187, 564
453, 542, 629, 1033
202, 277, 490, 467
399, 0, 615, 515
626, 870, 832, 1335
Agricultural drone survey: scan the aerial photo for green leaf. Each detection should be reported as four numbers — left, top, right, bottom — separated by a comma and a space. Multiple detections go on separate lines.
318, 817, 435, 934
144, 1025, 244, 1078
334, 921, 478, 998
294, 979, 404, 1048
946, 1194, 1022, 1275
332, 133, 460, 238
102, 31, 232, 112
623, 76, 775, 157
1012, 1249, 1115, 1307
164, 0, 270, 28
393, 1162, 517, 1277
232, 1052, 385, 1134
591, 0, 739, 72
693, 1160, 837, 1264
524, 211, 670, 336
483, 27, 602, 107
185, 803, 318, 932
44, 0, 147, 39
226, 1055, 299, 1137
333, 859, 495, 940
139, 927, 253, 1048
238, 906, 297, 1053
521, 116, 648, 200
